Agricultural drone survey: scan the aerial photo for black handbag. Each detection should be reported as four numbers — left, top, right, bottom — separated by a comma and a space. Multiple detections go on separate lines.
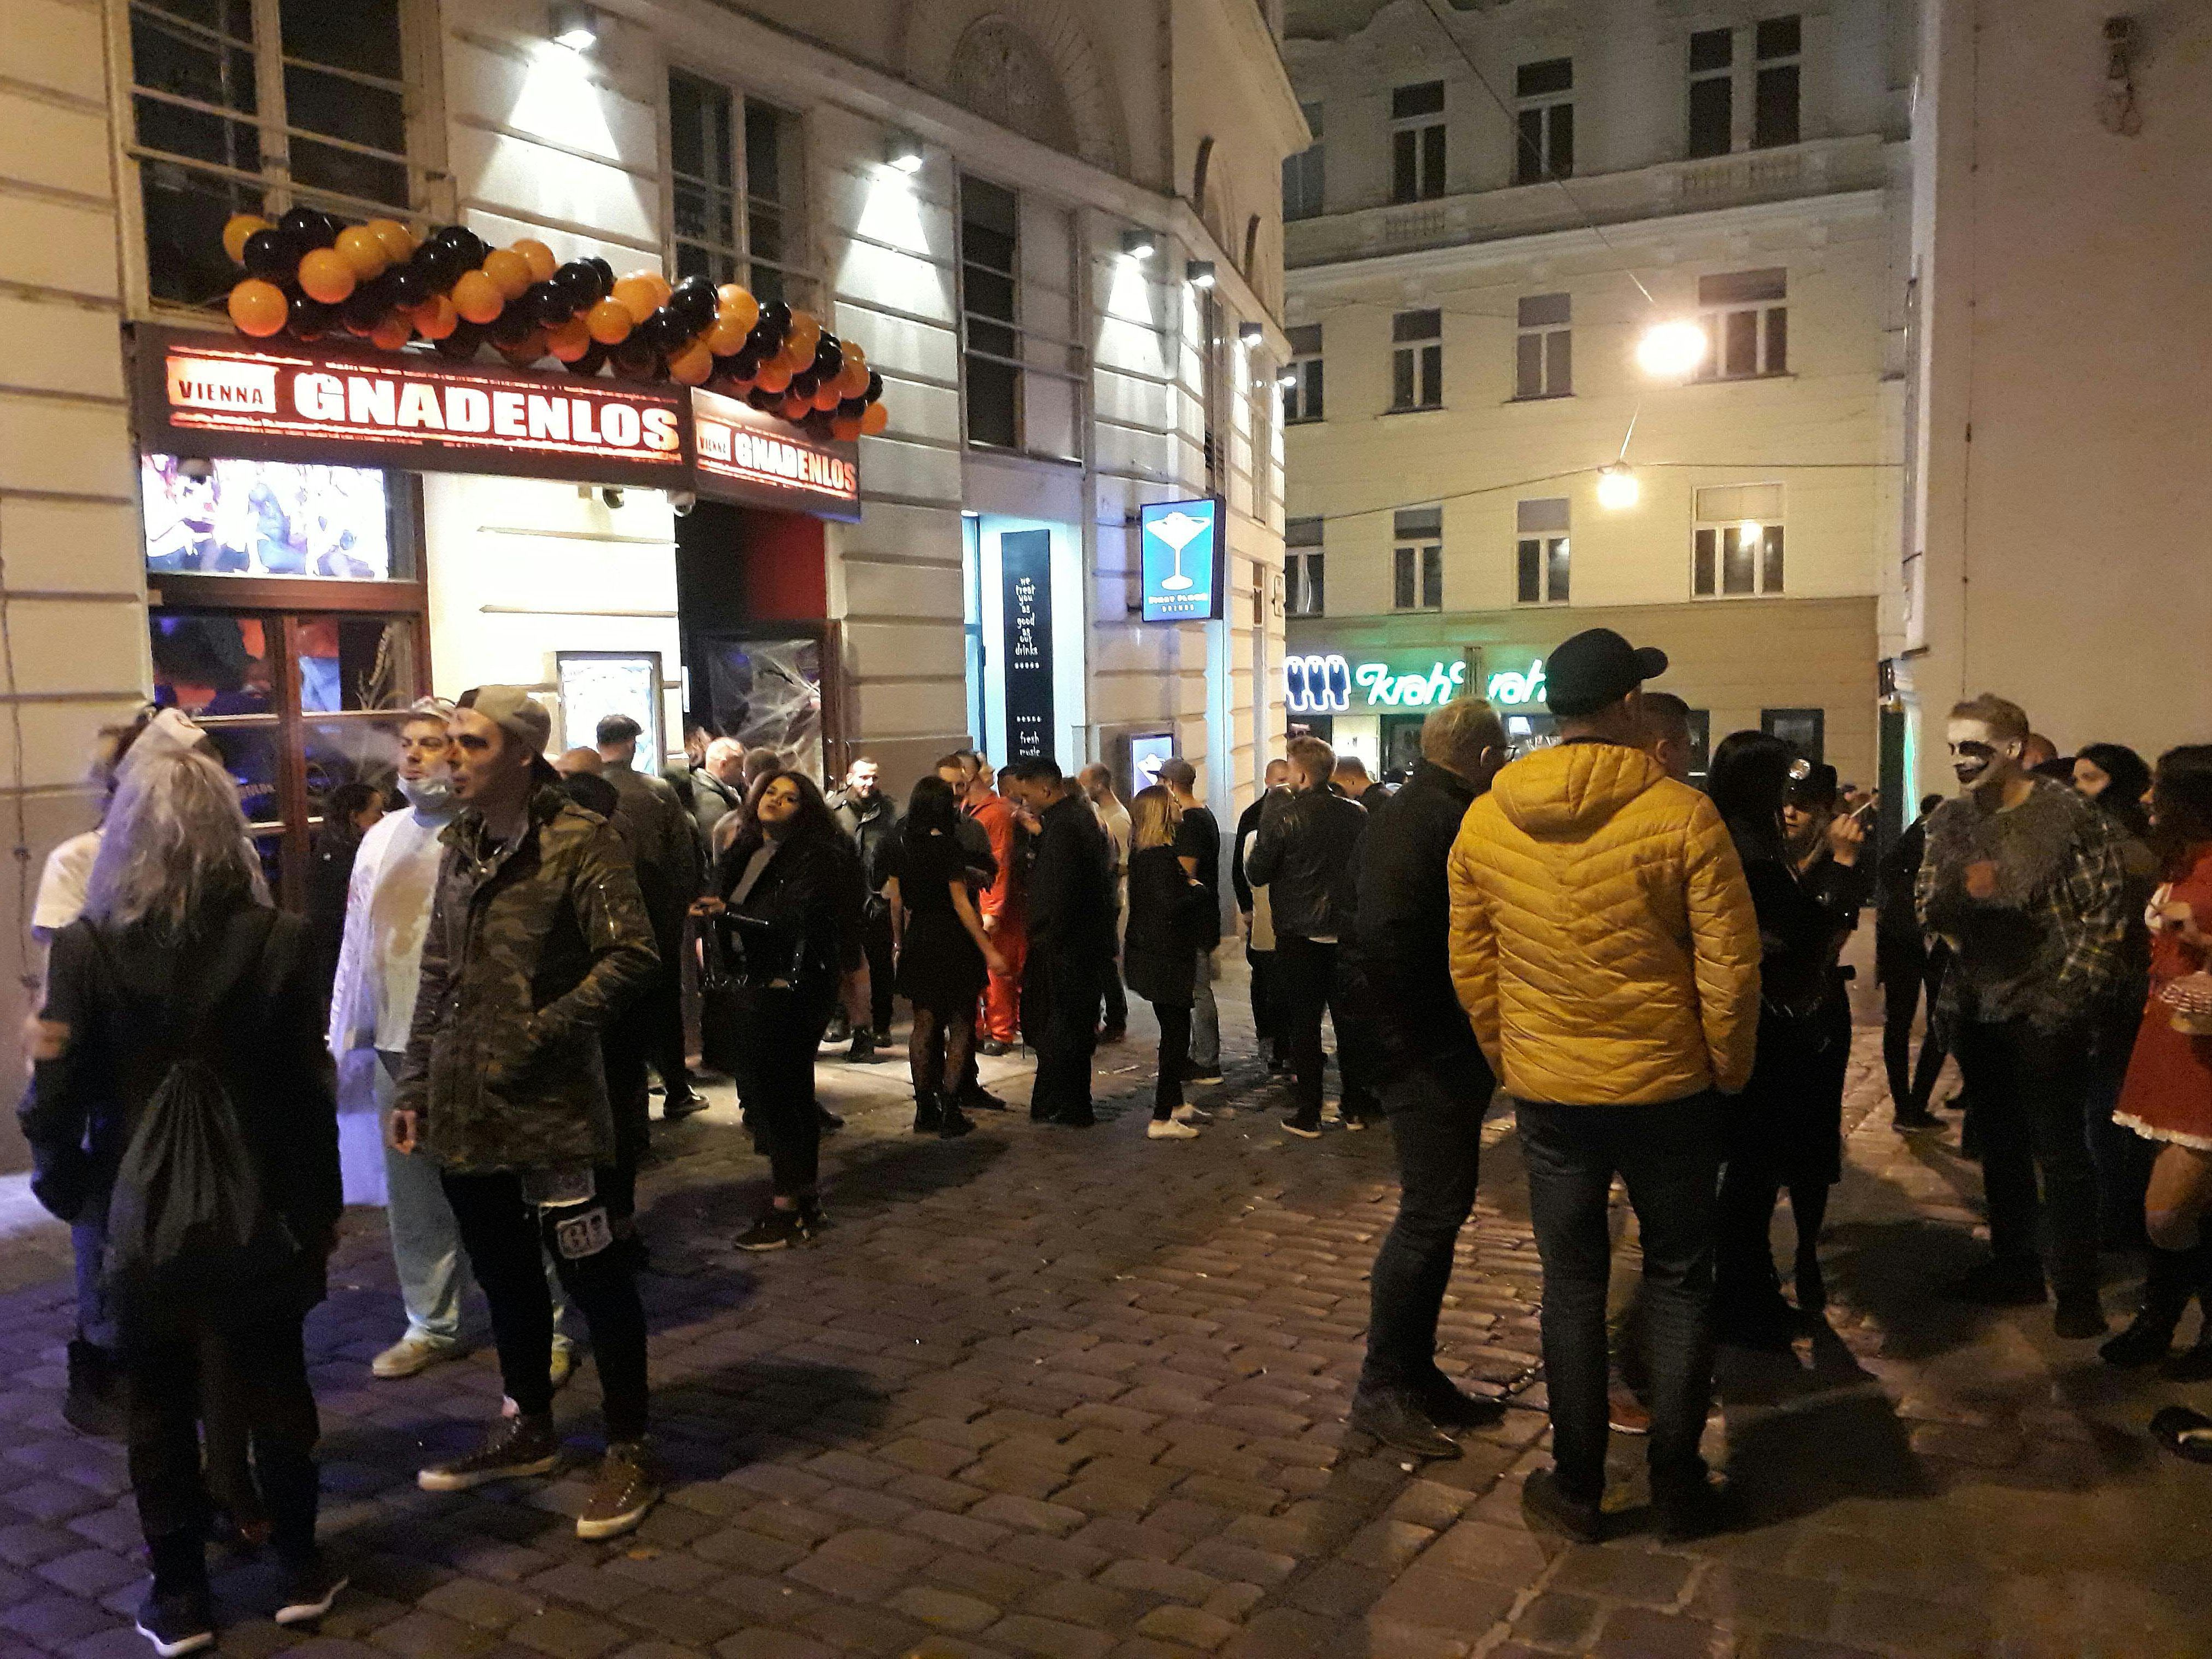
700, 908, 804, 1000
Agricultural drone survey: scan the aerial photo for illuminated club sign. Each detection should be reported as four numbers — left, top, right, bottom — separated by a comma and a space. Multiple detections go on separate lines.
1139, 497, 1225, 622
691, 386, 861, 522
1284, 653, 1548, 713
136, 325, 689, 488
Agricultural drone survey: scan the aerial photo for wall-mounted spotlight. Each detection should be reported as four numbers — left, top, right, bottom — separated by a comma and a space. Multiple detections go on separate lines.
550, 1, 597, 51
1120, 230, 1156, 261
1237, 321, 1264, 346
882, 130, 925, 174
1186, 259, 1216, 289
1277, 370, 1299, 389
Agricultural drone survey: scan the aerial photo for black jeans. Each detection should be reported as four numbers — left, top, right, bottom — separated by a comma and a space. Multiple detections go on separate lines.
1275, 936, 1376, 1125
1952, 1016, 2099, 1297
443, 1166, 650, 1439
1877, 929, 1948, 1115
127, 1311, 319, 1567
1024, 947, 1100, 1122
1362, 1052, 1494, 1395
1517, 1093, 1725, 1504
861, 902, 895, 1033
732, 997, 835, 1198
1099, 952, 1130, 1033
1249, 946, 1286, 1063
1149, 1001, 1191, 1120
645, 916, 692, 1099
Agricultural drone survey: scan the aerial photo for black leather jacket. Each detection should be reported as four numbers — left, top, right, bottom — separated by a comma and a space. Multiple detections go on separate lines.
1247, 785, 1368, 942
1354, 760, 1482, 1067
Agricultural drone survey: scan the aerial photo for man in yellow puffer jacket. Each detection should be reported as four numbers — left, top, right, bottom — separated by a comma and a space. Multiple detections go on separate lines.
1447, 627, 1759, 1546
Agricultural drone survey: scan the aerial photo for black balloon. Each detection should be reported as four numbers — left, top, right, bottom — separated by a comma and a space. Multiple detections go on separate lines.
414, 240, 467, 289
728, 346, 761, 378
641, 308, 692, 353
529, 281, 574, 326
812, 337, 843, 378
486, 307, 535, 347
757, 300, 791, 344
554, 261, 601, 305
340, 286, 389, 333
586, 255, 616, 293
242, 229, 298, 281
610, 337, 660, 379
386, 263, 431, 308
746, 386, 780, 411
434, 320, 484, 359
789, 372, 819, 400
573, 341, 608, 377
668, 276, 718, 328
287, 298, 337, 342
279, 206, 335, 249
838, 395, 866, 419
865, 370, 884, 403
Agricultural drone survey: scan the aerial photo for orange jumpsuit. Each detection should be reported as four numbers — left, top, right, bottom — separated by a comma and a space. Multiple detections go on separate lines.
968, 789, 1027, 1044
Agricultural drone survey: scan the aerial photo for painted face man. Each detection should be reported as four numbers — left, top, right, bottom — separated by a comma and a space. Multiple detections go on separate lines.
1947, 714, 2025, 796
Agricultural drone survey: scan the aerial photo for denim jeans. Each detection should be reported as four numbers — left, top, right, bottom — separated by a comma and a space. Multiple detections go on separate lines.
1361, 1053, 1494, 1395
1189, 950, 1220, 1071
1516, 1093, 1725, 1504
1952, 1016, 2099, 1296
72, 1197, 116, 1351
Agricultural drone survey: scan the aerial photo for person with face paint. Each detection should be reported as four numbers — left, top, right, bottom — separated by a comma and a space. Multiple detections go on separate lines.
1917, 693, 2132, 1338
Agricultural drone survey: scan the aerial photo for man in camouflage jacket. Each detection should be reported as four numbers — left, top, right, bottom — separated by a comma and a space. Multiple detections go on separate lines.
391, 687, 665, 1541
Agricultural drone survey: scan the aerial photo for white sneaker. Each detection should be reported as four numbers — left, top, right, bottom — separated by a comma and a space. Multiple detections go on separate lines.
1148, 1118, 1201, 1139
371, 1333, 460, 1379
549, 1334, 577, 1392
1173, 1104, 1212, 1124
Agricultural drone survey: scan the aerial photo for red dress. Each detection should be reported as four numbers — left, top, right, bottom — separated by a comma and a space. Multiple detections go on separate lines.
2115, 845, 2212, 1151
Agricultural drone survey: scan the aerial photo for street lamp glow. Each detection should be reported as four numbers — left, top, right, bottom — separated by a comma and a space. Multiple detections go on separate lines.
1740, 520, 1764, 543
1596, 464, 1640, 509
1635, 319, 1708, 380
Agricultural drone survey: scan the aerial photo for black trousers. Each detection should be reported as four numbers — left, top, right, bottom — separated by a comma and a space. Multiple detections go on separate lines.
1952, 1016, 2099, 1297
127, 1311, 319, 1566
443, 1167, 650, 1439
861, 903, 895, 1033
1517, 1093, 1724, 1505
1024, 947, 1100, 1122
1275, 936, 1376, 1125
1249, 946, 1284, 1059
1099, 952, 1130, 1033
646, 912, 692, 1098
1148, 1001, 1191, 1120
1362, 1053, 1494, 1395
1876, 929, 1948, 1115
731, 997, 835, 1198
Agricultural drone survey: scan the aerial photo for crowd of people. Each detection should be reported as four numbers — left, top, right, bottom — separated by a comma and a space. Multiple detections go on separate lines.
14, 625, 2212, 1648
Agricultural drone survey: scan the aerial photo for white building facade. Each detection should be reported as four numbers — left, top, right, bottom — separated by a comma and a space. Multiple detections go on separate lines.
0, 0, 1303, 1167
1279, 0, 1910, 792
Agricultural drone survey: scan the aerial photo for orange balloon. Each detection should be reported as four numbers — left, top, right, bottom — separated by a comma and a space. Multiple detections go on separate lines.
228, 278, 288, 337
481, 248, 532, 301
545, 317, 592, 361
585, 298, 634, 345
754, 362, 791, 394
786, 309, 822, 358
369, 312, 412, 351
609, 275, 660, 322
667, 341, 713, 385
830, 414, 863, 442
412, 293, 458, 340
498, 329, 546, 364
811, 380, 841, 412
222, 213, 271, 264
452, 270, 505, 324
773, 342, 810, 377
835, 360, 870, 399
335, 226, 389, 279
716, 285, 760, 333
703, 313, 751, 356
512, 238, 557, 282
367, 218, 415, 263
781, 394, 812, 421
640, 270, 672, 310
860, 401, 889, 435
297, 248, 356, 305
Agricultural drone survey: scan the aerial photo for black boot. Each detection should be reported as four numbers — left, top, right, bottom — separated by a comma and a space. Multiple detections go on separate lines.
136, 1532, 214, 1656
2103, 1245, 2192, 1367
912, 1091, 942, 1134
64, 1338, 127, 1441
938, 1100, 975, 1139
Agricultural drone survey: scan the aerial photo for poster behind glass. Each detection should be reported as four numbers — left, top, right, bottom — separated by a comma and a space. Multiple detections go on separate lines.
701, 636, 823, 782
142, 454, 395, 579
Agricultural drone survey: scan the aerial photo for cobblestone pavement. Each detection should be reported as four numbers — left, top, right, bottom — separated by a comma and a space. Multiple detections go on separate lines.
2, 964, 2210, 1658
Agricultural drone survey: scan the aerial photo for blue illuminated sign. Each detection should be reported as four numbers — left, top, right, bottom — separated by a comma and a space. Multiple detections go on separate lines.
1139, 497, 1224, 622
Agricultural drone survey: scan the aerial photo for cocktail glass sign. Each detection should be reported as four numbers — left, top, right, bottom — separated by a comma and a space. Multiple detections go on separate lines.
1139, 497, 1225, 621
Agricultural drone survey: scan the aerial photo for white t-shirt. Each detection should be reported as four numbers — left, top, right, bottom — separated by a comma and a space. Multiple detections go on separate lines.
328, 805, 455, 1056
32, 830, 101, 936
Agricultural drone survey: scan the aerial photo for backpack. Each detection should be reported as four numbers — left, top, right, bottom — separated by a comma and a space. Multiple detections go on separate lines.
97, 916, 301, 1339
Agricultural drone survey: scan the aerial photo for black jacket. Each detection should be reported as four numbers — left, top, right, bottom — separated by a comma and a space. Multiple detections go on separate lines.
1247, 785, 1367, 942
1354, 760, 1483, 1068
830, 790, 901, 892
715, 826, 869, 1013
1025, 791, 1115, 957
1231, 792, 1273, 915
1123, 845, 1210, 1004
1729, 823, 1871, 1019
24, 904, 340, 1255
1876, 816, 1927, 938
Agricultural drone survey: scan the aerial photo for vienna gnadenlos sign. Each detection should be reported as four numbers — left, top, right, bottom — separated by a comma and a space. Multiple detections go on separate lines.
690, 387, 861, 522
1284, 654, 1549, 714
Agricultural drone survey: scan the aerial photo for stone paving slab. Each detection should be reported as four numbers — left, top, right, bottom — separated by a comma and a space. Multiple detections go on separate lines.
1, 963, 2209, 1657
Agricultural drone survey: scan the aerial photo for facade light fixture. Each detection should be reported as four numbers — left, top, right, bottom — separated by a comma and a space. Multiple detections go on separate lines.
1237, 321, 1264, 345
1596, 463, 1640, 509
1740, 519, 1764, 543
1186, 259, 1216, 289
882, 130, 925, 174
550, 1, 597, 51
1120, 230, 1156, 260
1634, 319, 1708, 380
1277, 370, 1299, 389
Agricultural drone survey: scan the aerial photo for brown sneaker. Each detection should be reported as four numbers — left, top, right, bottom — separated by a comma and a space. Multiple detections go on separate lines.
418, 1413, 560, 1493
577, 1439, 663, 1540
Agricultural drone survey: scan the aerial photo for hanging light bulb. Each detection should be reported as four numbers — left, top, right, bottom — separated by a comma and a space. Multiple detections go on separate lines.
1635, 319, 1708, 380
1597, 464, 1640, 509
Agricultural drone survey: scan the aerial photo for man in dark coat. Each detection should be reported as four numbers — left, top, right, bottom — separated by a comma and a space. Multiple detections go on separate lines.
828, 756, 900, 1060
1349, 698, 1509, 1457
596, 714, 705, 1118
1004, 758, 1114, 1127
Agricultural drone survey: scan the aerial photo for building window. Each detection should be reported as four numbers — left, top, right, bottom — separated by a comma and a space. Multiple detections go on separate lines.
1687, 27, 1734, 158
1693, 483, 1785, 596
1515, 497, 1570, 604
1286, 517, 1324, 617
126, 0, 422, 308
1685, 710, 1713, 783
960, 175, 1021, 451
1755, 16, 1802, 149
1698, 269, 1788, 379
1390, 309, 1442, 411
1762, 706, 1824, 762
1282, 324, 1324, 423
1514, 293, 1571, 399
1394, 507, 1442, 611
1514, 59, 1574, 184
669, 71, 810, 305
1390, 81, 1447, 203
1283, 101, 1325, 220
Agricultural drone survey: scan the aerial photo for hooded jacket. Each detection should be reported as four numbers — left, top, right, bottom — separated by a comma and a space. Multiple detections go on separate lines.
1447, 740, 1760, 1104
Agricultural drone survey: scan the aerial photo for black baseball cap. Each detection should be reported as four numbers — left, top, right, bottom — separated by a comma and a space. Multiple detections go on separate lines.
1544, 627, 1669, 717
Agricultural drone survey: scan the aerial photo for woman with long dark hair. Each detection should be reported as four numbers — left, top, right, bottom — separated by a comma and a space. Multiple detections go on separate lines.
883, 773, 1006, 1137
1122, 785, 1216, 1140
21, 746, 344, 1652
2104, 747, 2212, 1394
698, 768, 866, 1250
1706, 730, 1869, 1344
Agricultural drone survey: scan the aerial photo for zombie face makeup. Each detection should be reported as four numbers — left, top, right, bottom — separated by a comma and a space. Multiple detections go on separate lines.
1947, 718, 2012, 788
